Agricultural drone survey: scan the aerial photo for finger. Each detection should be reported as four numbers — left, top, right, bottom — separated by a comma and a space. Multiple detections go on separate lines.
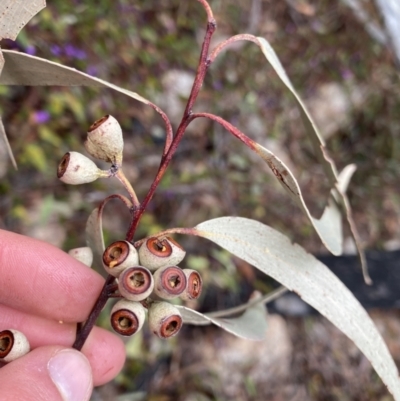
0, 346, 93, 401
0, 229, 105, 322
0, 304, 126, 386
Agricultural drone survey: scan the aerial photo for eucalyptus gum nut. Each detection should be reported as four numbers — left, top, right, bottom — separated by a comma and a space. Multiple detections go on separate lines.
180, 269, 203, 301
85, 115, 123, 165
103, 240, 139, 277
148, 301, 183, 339
68, 246, 93, 267
57, 151, 106, 185
138, 237, 186, 271
118, 266, 154, 301
0, 329, 30, 363
110, 299, 146, 336
153, 265, 187, 300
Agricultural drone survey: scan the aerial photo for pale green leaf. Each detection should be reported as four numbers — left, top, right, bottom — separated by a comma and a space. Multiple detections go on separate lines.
0, 115, 17, 169
253, 36, 368, 279
337, 163, 357, 195
254, 142, 342, 255
0, 0, 46, 40
256, 37, 337, 183
85, 194, 132, 272
188, 217, 400, 399
177, 292, 268, 341
85, 207, 105, 271
0, 50, 150, 107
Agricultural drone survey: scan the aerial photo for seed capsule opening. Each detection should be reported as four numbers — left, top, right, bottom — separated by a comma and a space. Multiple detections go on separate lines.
160, 315, 182, 338
57, 153, 70, 178
103, 241, 139, 277
118, 266, 154, 301
111, 309, 140, 336
147, 237, 172, 257
0, 331, 13, 358
182, 269, 203, 300
89, 115, 110, 132
153, 266, 187, 299
0, 329, 30, 362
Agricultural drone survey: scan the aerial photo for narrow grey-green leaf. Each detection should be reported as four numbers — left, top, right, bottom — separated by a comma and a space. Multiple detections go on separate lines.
0, 50, 149, 106
337, 164, 357, 195
177, 292, 268, 341
189, 217, 400, 399
85, 194, 132, 273
0, 115, 17, 169
256, 36, 337, 184
85, 207, 105, 270
254, 142, 342, 255
252, 36, 368, 278
0, 0, 46, 40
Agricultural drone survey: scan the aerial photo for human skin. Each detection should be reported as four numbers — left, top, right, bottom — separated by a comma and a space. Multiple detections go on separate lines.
0, 230, 126, 401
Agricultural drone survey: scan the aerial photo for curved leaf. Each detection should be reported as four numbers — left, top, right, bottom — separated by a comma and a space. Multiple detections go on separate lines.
0, 50, 173, 154
251, 36, 368, 279
256, 36, 337, 183
254, 143, 342, 255
187, 217, 400, 399
85, 194, 132, 271
177, 292, 268, 341
85, 207, 105, 271
0, 0, 46, 41
0, 50, 150, 105
0, 115, 17, 169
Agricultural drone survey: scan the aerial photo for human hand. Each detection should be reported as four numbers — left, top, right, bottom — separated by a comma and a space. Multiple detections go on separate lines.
0, 230, 126, 401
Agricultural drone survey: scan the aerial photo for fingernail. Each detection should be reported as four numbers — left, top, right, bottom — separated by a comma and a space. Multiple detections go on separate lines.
48, 349, 93, 401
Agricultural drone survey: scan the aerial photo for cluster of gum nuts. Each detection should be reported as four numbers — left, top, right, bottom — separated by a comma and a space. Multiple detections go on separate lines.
0, 115, 203, 365
56, 114, 203, 339
103, 236, 202, 339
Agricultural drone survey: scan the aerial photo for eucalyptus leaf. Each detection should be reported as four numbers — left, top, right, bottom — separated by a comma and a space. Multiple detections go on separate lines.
177, 292, 268, 341
0, 50, 150, 106
85, 207, 105, 271
337, 164, 357, 195
187, 217, 400, 399
0, 0, 46, 40
256, 37, 337, 183
85, 194, 132, 272
0, 115, 17, 169
252, 36, 368, 280
254, 142, 342, 255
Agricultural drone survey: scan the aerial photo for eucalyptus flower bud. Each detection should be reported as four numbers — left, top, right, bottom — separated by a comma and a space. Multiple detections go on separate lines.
181, 269, 203, 301
110, 299, 146, 336
118, 266, 154, 301
85, 115, 124, 165
103, 240, 139, 277
153, 265, 187, 300
148, 301, 182, 339
0, 329, 30, 363
68, 247, 93, 267
57, 151, 107, 185
138, 237, 186, 271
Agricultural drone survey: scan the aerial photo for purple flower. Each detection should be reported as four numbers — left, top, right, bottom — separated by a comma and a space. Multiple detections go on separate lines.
65, 44, 87, 60
34, 110, 50, 124
86, 65, 98, 76
25, 45, 36, 55
50, 45, 62, 56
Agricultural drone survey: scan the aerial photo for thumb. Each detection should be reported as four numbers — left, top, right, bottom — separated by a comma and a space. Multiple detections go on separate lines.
0, 346, 93, 401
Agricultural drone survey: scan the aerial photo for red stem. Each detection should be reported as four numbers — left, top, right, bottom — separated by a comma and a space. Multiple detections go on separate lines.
125, 5, 216, 242
74, 0, 217, 350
